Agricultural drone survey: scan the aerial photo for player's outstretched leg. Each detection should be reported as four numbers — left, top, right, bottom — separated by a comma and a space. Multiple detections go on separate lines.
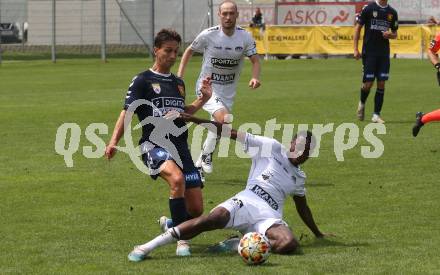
128, 207, 230, 261
413, 109, 440, 137
412, 112, 425, 137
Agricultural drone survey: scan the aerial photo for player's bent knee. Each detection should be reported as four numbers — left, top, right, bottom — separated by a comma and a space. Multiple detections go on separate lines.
274, 238, 299, 254
362, 83, 373, 91
168, 175, 185, 197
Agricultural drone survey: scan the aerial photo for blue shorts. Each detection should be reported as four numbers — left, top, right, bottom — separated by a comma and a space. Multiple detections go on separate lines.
142, 146, 203, 189
362, 55, 390, 83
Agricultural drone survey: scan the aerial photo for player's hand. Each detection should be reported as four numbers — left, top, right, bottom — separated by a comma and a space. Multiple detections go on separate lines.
428, 16, 438, 25
198, 76, 212, 101
105, 144, 118, 160
354, 49, 361, 60
248, 78, 261, 89
382, 31, 395, 39
164, 110, 181, 120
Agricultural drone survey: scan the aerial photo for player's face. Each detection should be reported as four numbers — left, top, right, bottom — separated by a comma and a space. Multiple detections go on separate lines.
154, 40, 180, 70
218, 3, 238, 30
288, 137, 310, 166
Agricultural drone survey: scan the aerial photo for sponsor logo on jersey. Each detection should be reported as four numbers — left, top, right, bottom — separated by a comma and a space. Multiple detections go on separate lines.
214, 46, 222, 50
235, 46, 243, 52
212, 73, 236, 84
152, 83, 161, 94
250, 185, 279, 211
370, 19, 389, 32
177, 85, 185, 97
152, 97, 185, 117
225, 47, 232, 51
211, 58, 240, 69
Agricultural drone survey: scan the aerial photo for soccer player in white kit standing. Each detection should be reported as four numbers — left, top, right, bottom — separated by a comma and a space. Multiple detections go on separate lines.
177, 0, 261, 176
128, 112, 333, 262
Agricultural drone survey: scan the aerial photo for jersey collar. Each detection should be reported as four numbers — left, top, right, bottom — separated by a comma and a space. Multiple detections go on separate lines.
149, 68, 171, 77
375, 0, 388, 8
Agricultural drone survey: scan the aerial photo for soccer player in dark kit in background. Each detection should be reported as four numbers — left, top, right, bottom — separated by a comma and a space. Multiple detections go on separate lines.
354, 0, 398, 124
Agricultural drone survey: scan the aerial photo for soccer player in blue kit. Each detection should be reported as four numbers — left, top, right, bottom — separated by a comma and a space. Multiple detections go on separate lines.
105, 29, 212, 256
354, 0, 398, 124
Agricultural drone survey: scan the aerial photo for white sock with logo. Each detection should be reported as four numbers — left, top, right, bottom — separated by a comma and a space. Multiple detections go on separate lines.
201, 130, 218, 156
138, 228, 180, 253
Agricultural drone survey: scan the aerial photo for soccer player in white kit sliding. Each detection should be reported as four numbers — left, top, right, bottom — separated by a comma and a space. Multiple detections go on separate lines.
128, 112, 333, 262
177, 0, 261, 176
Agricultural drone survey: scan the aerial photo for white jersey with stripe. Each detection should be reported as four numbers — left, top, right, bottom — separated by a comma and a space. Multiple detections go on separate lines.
242, 133, 307, 217
191, 25, 257, 105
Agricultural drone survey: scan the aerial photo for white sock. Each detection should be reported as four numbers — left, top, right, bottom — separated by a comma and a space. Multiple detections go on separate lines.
138, 228, 180, 253
202, 130, 219, 155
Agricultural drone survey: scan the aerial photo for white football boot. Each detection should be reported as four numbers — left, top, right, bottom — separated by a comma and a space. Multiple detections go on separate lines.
176, 240, 191, 256
371, 114, 385, 124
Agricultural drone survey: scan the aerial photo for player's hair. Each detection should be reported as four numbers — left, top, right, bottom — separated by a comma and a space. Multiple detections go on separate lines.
154, 29, 181, 48
218, 0, 238, 12
293, 130, 315, 156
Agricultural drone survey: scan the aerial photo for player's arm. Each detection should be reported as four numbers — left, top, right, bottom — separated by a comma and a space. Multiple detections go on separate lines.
292, 195, 326, 238
177, 46, 194, 78
353, 23, 362, 60
184, 76, 212, 115
383, 11, 398, 40
105, 110, 128, 160
428, 38, 440, 86
428, 48, 440, 66
172, 112, 244, 141
248, 54, 261, 89
106, 75, 142, 159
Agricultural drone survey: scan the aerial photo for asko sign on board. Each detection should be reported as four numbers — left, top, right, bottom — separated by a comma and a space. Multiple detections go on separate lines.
277, 2, 368, 26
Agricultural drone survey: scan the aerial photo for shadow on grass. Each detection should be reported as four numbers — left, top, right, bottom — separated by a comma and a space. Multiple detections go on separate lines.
301, 237, 369, 249
382, 120, 413, 124
307, 182, 335, 188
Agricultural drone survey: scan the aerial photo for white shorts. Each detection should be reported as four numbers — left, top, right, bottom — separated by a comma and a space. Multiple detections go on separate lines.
201, 93, 233, 115
213, 190, 288, 235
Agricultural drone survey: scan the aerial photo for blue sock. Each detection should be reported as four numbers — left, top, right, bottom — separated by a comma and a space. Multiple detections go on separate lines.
167, 214, 193, 228
169, 198, 188, 226
374, 89, 385, 115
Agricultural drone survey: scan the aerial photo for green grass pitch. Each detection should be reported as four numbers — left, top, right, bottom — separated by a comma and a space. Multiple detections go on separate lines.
1, 57, 440, 274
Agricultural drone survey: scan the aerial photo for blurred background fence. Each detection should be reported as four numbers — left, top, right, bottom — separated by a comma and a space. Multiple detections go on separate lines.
1, 0, 440, 62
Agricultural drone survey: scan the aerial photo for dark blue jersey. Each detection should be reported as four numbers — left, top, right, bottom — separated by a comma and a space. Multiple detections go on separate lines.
123, 69, 187, 147
356, 2, 398, 57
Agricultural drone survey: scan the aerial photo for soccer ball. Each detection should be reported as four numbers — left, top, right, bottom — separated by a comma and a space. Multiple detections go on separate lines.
237, 232, 271, 265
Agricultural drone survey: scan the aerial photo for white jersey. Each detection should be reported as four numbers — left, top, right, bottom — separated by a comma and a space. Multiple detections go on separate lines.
242, 133, 307, 217
191, 25, 257, 106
